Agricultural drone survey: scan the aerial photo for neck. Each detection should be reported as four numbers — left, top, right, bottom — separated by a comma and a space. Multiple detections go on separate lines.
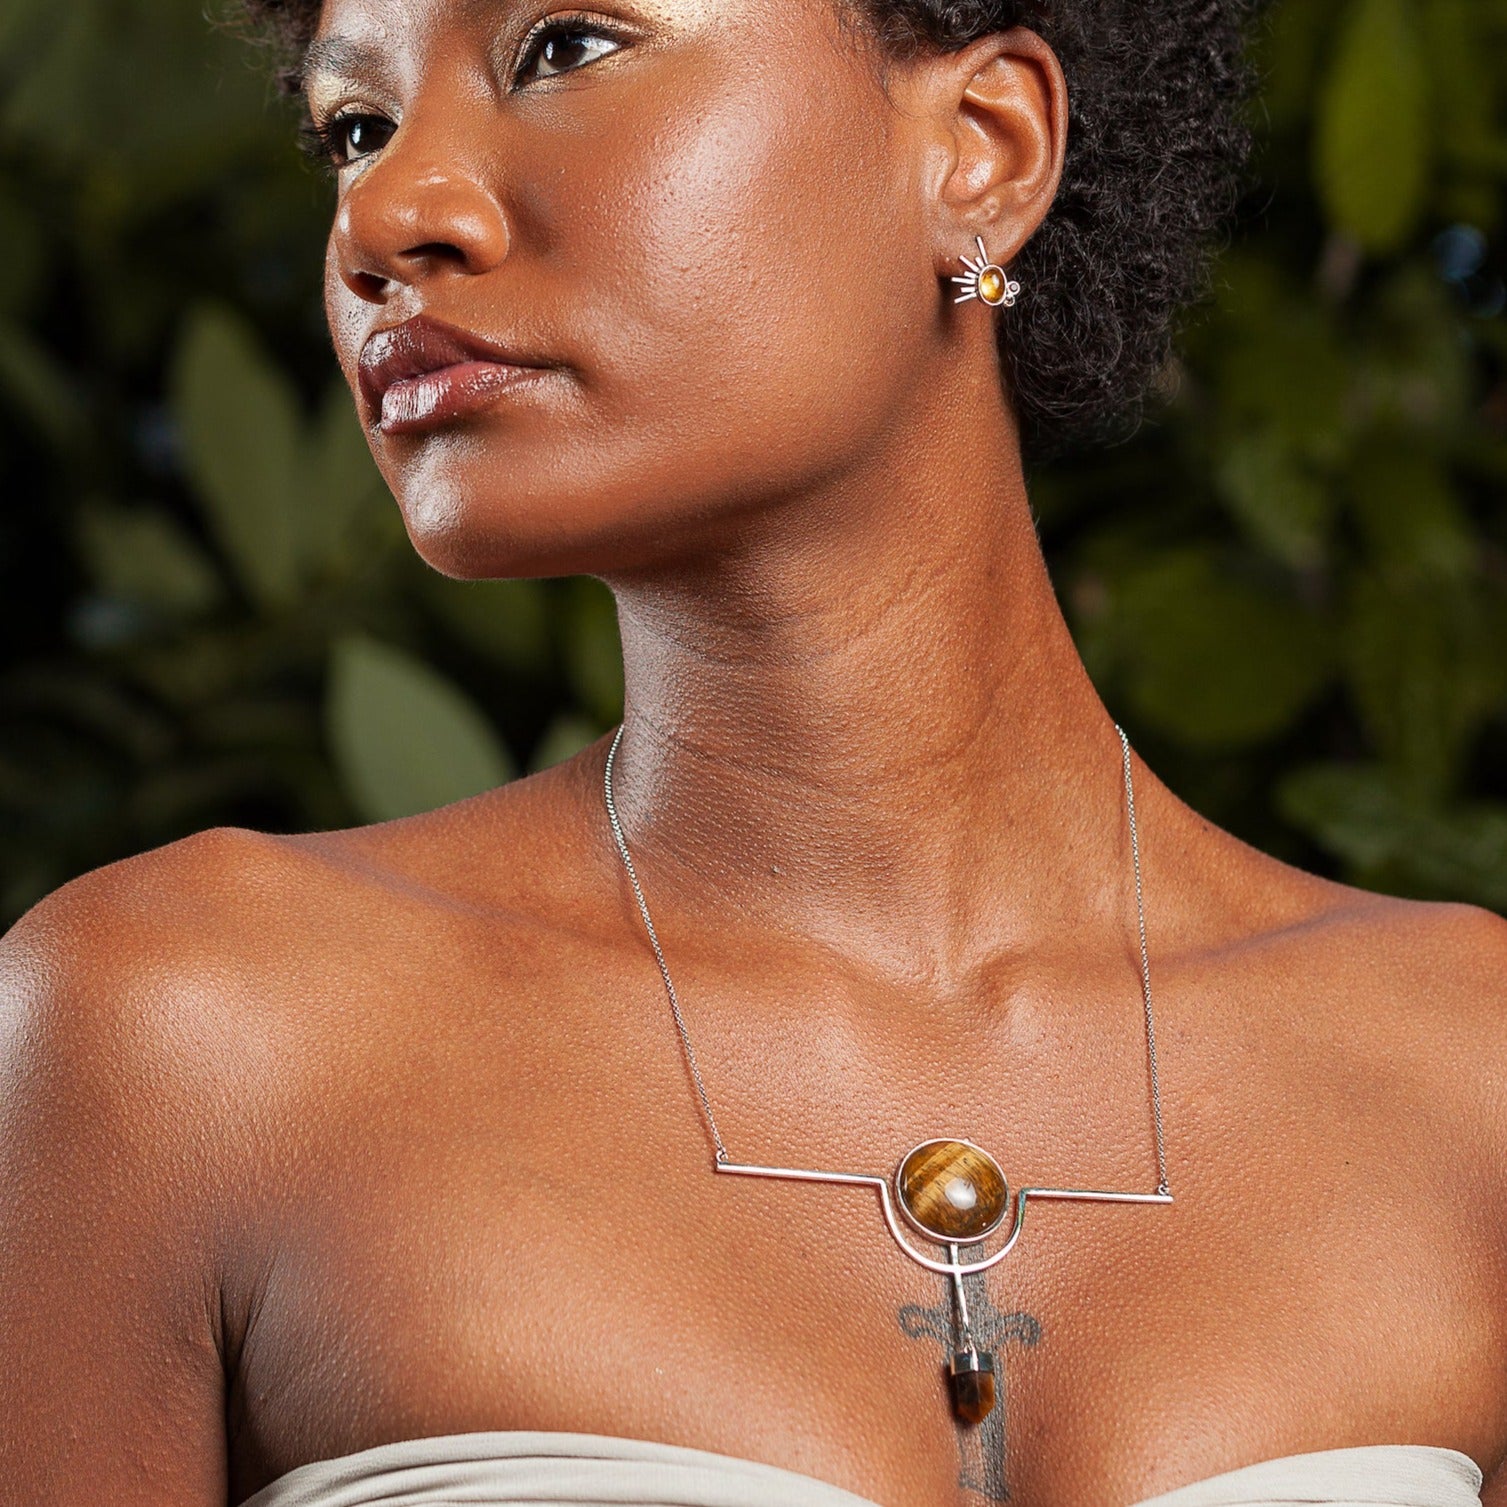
600, 372, 1135, 987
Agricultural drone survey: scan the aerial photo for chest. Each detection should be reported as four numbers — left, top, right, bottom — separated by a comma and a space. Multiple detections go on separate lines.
225, 935, 1507, 1505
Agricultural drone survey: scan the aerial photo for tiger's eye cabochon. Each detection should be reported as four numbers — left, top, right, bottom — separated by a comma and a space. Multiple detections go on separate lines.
896, 1140, 1008, 1242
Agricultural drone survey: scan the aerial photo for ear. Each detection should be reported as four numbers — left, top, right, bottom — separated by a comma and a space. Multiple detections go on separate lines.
911, 29, 1068, 274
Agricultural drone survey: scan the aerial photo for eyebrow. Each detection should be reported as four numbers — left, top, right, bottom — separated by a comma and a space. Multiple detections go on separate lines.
298, 35, 387, 88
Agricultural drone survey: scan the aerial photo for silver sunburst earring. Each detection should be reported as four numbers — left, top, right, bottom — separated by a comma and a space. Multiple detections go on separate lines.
952, 235, 1021, 308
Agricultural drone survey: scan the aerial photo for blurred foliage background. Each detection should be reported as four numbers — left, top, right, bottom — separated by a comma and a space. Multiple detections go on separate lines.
0, 0, 1504, 925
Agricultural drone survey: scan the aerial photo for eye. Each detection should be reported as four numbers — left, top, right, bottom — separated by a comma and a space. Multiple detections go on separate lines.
515, 19, 624, 86
308, 111, 396, 170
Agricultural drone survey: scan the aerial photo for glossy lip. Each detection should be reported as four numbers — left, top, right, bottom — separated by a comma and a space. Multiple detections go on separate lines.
358, 314, 555, 435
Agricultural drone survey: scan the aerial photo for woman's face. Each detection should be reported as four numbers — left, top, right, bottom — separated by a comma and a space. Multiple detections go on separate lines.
308, 0, 959, 580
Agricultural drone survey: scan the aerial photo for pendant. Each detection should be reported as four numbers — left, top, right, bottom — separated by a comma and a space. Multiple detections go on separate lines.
714, 1137, 1171, 1426
948, 1349, 996, 1425
898, 1140, 1009, 1422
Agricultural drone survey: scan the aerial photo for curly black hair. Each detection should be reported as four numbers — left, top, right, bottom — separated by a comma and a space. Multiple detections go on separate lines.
240, 0, 1259, 462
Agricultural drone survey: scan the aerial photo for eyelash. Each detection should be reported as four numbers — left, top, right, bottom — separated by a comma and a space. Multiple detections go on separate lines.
301, 14, 628, 174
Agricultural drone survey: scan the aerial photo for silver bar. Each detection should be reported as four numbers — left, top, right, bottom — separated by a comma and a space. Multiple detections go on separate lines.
1027, 1188, 1174, 1204
717, 1162, 1170, 1203
948, 1241, 976, 1355
715, 1160, 1171, 1278
716, 1162, 887, 1190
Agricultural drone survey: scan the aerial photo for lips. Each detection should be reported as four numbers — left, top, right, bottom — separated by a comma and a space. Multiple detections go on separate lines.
358, 314, 552, 434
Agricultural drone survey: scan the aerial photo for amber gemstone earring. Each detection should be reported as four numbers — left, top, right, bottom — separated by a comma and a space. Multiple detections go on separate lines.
952, 236, 1021, 308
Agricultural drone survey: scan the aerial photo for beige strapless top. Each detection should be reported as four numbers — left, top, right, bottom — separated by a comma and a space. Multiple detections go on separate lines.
239, 1430, 1484, 1507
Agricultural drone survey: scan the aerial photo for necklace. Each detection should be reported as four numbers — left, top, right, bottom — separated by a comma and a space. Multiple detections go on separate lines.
602, 722, 1172, 1426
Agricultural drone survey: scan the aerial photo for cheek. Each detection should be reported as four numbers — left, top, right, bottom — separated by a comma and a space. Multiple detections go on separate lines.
558, 47, 929, 490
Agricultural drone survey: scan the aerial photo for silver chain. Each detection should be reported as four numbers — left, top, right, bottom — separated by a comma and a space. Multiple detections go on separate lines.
603, 722, 1169, 1195
603, 726, 732, 1162
1118, 723, 1170, 1197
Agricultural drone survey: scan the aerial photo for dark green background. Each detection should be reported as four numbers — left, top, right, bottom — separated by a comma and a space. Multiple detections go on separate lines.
2, 0, 1504, 926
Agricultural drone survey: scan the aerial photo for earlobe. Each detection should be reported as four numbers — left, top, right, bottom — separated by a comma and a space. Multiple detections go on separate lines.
934, 28, 1067, 270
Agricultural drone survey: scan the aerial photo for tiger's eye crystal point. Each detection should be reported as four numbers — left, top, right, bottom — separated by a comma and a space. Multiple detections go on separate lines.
978, 266, 1009, 305
896, 1139, 1008, 1242
949, 1351, 997, 1425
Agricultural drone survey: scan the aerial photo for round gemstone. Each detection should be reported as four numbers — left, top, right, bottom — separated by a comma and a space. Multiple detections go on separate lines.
896, 1140, 1008, 1242
978, 266, 1009, 306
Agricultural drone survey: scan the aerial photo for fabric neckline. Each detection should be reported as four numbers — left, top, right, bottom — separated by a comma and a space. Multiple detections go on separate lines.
239, 1428, 1485, 1507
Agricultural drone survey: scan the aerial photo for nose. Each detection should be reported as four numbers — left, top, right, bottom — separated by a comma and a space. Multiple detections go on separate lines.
330, 113, 511, 304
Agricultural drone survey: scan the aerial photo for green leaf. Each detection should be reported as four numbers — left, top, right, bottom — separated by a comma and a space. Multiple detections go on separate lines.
1346, 444, 1472, 574
303, 382, 391, 578
530, 714, 602, 773
172, 303, 304, 610
1208, 303, 1353, 464
0, 319, 83, 449
1342, 571, 1502, 797
1, 0, 268, 209
0, 0, 54, 62
76, 500, 222, 618
1352, 266, 1472, 433
0, 0, 100, 161
1279, 763, 1507, 909
1408, 814, 1507, 912
1278, 762, 1407, 870
1314, 0, 1431, 252
1116, 552, 1334, 749
561, 577, 624, 724
1215, 429, 1336, 569
424, 576, 551, 672
0, 186, 46, 321
326, 635, 514, 823
1258, 0, 1341, 134
1420, 0, 1499, 192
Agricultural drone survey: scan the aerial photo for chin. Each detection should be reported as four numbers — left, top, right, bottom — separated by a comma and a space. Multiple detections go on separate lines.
397, 495, 602, 582
380, 410, 813, 582
386, 451, 669, 583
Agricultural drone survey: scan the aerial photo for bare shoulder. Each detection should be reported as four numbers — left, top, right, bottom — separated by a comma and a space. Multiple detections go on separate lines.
0, 828, 309, 1499
3, 823, 293, 1068
1329, 887, 1507, 1010
0, 812, 454, 1191
1152, 771, 1506, 1001
1295, 885, 1507, 1115
3, 821, 330, 1036
278, 741, 611, 922
1323, 887, 1507, 1122
1204, 822, 1505, 1040
3, 829, 339, 1217
0, 743, 608, 1117
1153, 784, 1507, 1164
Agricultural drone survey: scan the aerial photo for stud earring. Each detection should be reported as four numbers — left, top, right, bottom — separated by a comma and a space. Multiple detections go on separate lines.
952, 236, 1021, 308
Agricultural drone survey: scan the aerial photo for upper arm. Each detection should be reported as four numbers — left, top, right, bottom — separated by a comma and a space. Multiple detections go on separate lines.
1435, 901, 1507, 1162
0, 844, 239, 1506
1429, 901, 1507, 1500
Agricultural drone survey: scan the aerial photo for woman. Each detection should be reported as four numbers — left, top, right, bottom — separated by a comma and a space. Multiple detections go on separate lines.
1, 0, 1503, 1503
